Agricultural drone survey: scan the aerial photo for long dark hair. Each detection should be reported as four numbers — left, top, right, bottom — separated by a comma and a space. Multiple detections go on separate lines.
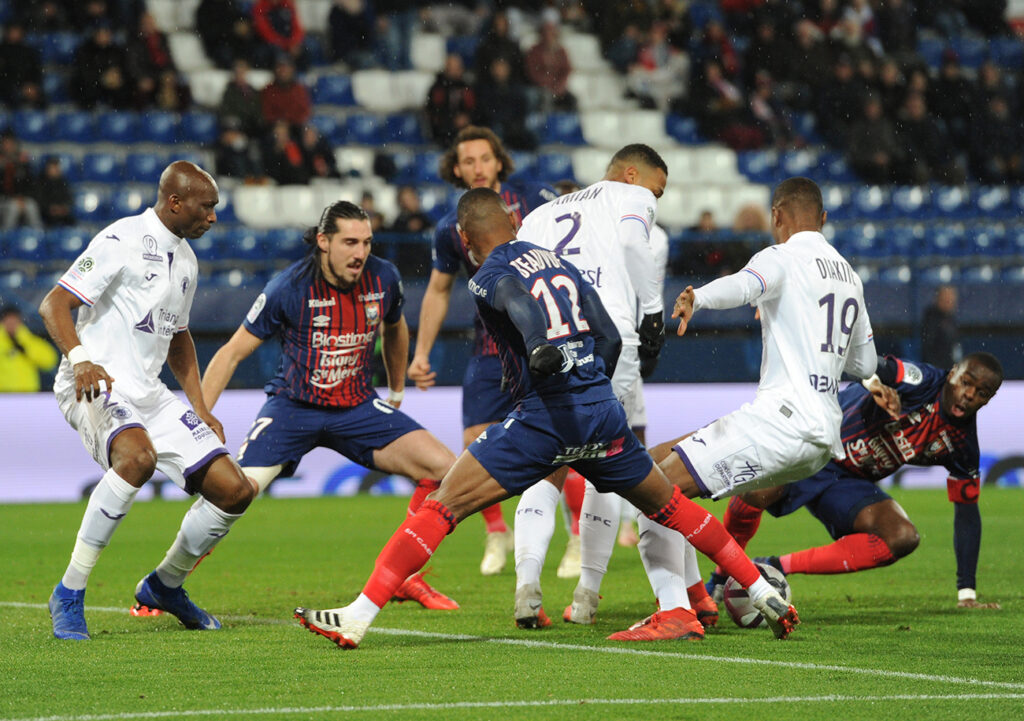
301, 200, 370, 279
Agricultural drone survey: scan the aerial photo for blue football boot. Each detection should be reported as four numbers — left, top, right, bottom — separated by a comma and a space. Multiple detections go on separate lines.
134, 572, 221, 630
49, 582, 90, 640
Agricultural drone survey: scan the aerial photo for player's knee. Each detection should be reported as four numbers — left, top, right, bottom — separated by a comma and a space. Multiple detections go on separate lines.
113, 447, 157, 484
883, 522, 920, 559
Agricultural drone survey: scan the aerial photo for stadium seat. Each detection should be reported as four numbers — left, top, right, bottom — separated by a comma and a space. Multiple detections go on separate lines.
536, 153, 574, 182
923, 224, 967, 259
1001, 265, 1024, 283
974, 185, 1011, 217
394, 71, 435, 110
932, 185, 972, 218
876, 263, 913, 284
850, 185, 892, 220
80, 152, 124, 184
72, 185, 113, 224
181, 111, 218, 144
168, 31, 212, 73
409, 151, 442, 183
968, 224, 1007, 259
579, 110, 620, 147
916, 35, 947, 68
334, 147, 375, 178
820, 184, 852, 219
919, 263, 961, 284
508, 151, 538, 182
737, 150, 779, 184
346, 113, 386, 145
95, 111, 140, 144
4, 228, 47, 263
51, 110, 94, 143
295, 0, 330, 32
262, 227, 307, 261
352, 70, 398, 111
124, 153, 167, 185
446, 35, 479, 65
186, 68, 232, 108
779, 148, 820, 179
990, 37, 1024, 69
665, 114, 700, 144
568, 71, 628, 112
620, 110, 675, 147
689, 146, 741, 184
43, 152, 78, 183
1007, 225, 1024, 256
791, 112, 823, 144
41, 72, 69, 104
12, 110, 49, 143
410, 32, 446, 72
47, 227, 91, 261
147, 0, 179, 33
561, 31, 609, 71
231, 228, 269, 261
418, 184, 452, 221
890, 186, 931, 220
313, 74, 356, 106
961, 264, 999, 283
835, 222, 883, 260
0, 269, 27, 291
820, 151, 856, 182
110, 184, 151, 217
29, 32, 79, 65
951, 35, 988, 69
138, 110, 181, 144
276, 185, 321, 228
571, 147, 612, 186
385, 113, 425, 144
233, 186, 279, 228
214, 189, 238, 224
542, 112, 585, 146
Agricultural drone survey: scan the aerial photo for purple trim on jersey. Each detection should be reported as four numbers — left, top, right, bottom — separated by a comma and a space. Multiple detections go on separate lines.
184, 447, 229, 478
743, 268, 767, 294
58, 280, 95, 306
674, 444, 712, 498
167, 250, 174, 272
105, 423, 144, 466
620, 214, 650, 233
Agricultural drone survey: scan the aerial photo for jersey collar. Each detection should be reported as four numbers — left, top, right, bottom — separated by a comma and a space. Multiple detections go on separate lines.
143, 207, 185, 250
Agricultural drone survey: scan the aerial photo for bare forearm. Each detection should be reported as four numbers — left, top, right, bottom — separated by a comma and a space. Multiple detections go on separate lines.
201, 346, 241, 410
38, 288, 83, 356
414, 288, 450, 358
168, 332, 208, 414
382, 320, 409, 391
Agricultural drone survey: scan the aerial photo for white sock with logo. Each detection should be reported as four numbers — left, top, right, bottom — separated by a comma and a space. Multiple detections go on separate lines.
636, 512, 691, 611
514, 480, 560, 589
155, 497, 242, 588
61, 467, 139, 590
577, 483, 621, 594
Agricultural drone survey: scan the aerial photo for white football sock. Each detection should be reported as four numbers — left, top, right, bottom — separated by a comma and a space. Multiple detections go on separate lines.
155, 497, 242, 588
514, 480, 560, 589
747, 576, 772, 601
61, 468, 139, 590
347, 593, 382, 622
577, 483, 621, 594
682, 537, 702, 588
636, 512, 691, 611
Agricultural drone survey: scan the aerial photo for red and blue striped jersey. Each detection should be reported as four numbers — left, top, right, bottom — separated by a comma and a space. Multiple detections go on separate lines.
432, 179, 557, 356
243, 255, 404, 408
837, 357, 979, 483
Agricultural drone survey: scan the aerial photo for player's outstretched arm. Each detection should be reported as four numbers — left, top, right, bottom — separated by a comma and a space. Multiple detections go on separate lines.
201, 326, 264, 411
381, 316, 410, 408
862, 374, 902, 419
952, 501, 1001, 609
671, 286, 695, 336
408, 269, 455, 390
39, 285, 115, 401
169, 329, 227, 441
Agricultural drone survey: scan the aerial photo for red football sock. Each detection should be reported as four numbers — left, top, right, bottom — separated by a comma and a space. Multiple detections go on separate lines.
687, 580, 711, 605
781, 533, 895, 575
362, 500, 457, 607
713, 495, 764, 577
407, 478, 441, 516
563, 469, 586, 535
647, 486, 760, 589
480, 502, 508, 534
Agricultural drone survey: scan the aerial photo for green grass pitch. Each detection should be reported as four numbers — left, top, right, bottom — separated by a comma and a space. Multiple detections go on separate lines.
2, 488, 1022, 721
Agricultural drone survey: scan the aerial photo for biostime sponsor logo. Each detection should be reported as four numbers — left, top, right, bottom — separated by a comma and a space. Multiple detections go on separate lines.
311, 330, 375, 348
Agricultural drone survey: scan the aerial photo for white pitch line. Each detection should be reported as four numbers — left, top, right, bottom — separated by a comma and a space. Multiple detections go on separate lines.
4, 693, 1024, 721
8, 601, 1024, 692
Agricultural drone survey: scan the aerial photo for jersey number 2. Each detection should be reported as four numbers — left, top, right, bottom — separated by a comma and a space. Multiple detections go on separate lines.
531, 275, 590, 339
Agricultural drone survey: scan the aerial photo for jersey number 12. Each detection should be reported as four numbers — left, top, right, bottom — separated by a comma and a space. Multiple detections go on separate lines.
531, 275, 590, 339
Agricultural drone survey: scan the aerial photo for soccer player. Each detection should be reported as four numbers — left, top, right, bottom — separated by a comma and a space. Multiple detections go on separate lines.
200, 201, 459, 611
608, 176, 879, 639
41, 161, 256, 640
407, 125, 556, 576
292, 188, 798, 649
706, 352, 1003, 609
509, 144, 672, 628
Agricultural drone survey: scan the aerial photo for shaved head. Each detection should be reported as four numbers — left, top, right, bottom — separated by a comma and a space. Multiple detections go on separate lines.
772, 177, 823, 221
158, 160, 217, 201
456, 187, 517, 263
154, 161, 219, 239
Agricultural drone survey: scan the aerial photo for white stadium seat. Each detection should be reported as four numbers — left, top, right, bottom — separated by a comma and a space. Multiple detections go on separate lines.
580, 109, 674, 148
570, 147, 612, 185
394, 71, 436, 110
168, 32, 212, 73
334, 147, 376, 178
578, 110, 621, 148
561, 31, 609, 71
186, 69, 231, 108
295, 0, 331, 32
276, 186, 321, 228
660, 147, 694, 180
410, 33, 446, 73
147, 0, 179, 33
175, 0, 201, 30
351, 70, 399, 112
233, 186, 279, 228
689, 145, 742, 183
567, 71, 629, 111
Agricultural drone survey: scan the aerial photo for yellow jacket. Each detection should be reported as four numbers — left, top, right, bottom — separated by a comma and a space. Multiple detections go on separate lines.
0, 324, 59, 392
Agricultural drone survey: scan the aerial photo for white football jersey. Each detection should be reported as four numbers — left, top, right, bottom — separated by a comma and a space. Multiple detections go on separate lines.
517, 180, 662, 347
693, 230, 876, 457
54, 208, 199, 404
649, 224, 668, 301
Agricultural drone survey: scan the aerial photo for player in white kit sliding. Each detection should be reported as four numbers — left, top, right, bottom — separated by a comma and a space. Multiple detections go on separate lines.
608, 176, 880, 639
509, 144, 671, 630
40, 162, 255, 640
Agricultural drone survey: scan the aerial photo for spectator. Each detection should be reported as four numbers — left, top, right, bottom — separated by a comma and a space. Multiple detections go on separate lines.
749, 71, 795, 148
473, 57, 536, 150
263, 120, 310, 185
299, 125, 340, 179
388, 185, 434, 233
875, 0, 917, 58
475, 11, 526, 84
327, 0, 378, 69
425, 53, 475, 146
733, 203, 770, 233
219, 59, 265, 139
214, 117, 264, 180
0, 305, 59, 393
689, 209, 718, 234
816, 54, 866, 146
848, 95, 905, 184
196, 0, 261, 69
34, 157, 75, 228
126, 11, 173, 109
151, 68, 193, 113
691, 19, 740, 79
606, 23, 642, 73
360, 190, 384, 232
252, 0, 307, 69
525, 20, 576, 112
929, 53, 973, 149
974, 61, 1013, 111
787, 20, 832, 111
743, 19, 792, 90
921, 285, 961, 370
628, 21, 688, 111
0, 130, 43, 230
969, 96, 1022, 184
260, 56, 312, 129
375, 0, 421, 70
72, 0, 116, 29
16, 0, 70, 31
876, 58, 905, 119
71, 24, 133, 109
894, 93, 963, 185
0, 22, 45, 109
689, 60, 760, 149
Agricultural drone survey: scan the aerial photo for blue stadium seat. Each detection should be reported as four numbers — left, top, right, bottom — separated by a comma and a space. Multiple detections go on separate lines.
385, 113, 425, 144
190, 227, 230, 263
931, 185, 972, 218
41, 72, 69, 104
0, 269, 28, 291
29, 32, 80, 65
109, 184, 150, 217
952, 36, 988, 69
665, 114, 700, 144
95, 111, 140, 143
886, 223, 925, 259
262, 227, 306, 261
990, 37, 1024, 69
229, 228, 267, 261
447, 35, 479, 65
310, 114, 346, 145
1007, 225, 1024, 256
44, 152, 78, 183
967, 224, 1007, 259
916, 36, 946, 68
834, 222, 884, 260
547, 112, 586, 145
4, 228, 47, 263
80, 152, 123, 183
876, 263, 913, 284
181, 111, 218, 144
508, 151, 537, 181
124, 153, 166, 184
920, 263, 961, 284
314, 74, 356, 106
890, 186, 932, 220
791, 112, 823, 144
961, 264, 1000, 283
346, 114, 385, 145
820, 151, 856, 182
923, 224, 967, 259
737, 150, 779, 184
536, 152, 574, 182
138, 111, 181, 144
418, 184, 453, 221
403, 151, 441, 184
51, 110, 94, 143
46, 227, 91, 261
974, 185, 1011, 218
1001, 265, 1024, 283
850, 185, 892, 220
72, 185, 112, 223
820, 184, 852, 219
12, 110, 49, 143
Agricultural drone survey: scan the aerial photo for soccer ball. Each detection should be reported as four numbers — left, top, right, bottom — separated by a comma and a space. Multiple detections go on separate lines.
723, 562, 791, 629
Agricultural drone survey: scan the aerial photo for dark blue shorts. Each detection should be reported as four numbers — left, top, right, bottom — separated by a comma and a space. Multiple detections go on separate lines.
468, 398, 654, 496
462, 354, 516, 428
766, 461, 892, 540
235, 394, 424, 477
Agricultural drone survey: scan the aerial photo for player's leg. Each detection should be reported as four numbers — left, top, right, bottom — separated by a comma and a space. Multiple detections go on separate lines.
555, 468, 585, 578
706, 486, 785, 598
513, 467, 567, 628
466, 422, 514, 575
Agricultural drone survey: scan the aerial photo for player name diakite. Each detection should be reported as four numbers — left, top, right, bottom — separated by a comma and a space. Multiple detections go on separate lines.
311, 330, 376, 348
815, 257, 857, 285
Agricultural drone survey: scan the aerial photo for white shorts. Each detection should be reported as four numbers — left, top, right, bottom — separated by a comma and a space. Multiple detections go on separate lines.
610, 345, 643, 427
673, 397, 831, 500
57, 384, 228, 494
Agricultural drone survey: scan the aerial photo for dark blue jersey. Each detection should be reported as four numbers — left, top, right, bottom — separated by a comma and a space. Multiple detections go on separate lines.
837, 357, 979, 483
469, 239, 615, 409
432, 180, 557, 356
243, 254, 404, 408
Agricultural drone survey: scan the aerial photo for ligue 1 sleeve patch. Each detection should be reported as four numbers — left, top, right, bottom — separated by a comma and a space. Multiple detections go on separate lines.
76, 256, 95, 273
246, 293, 266, 324
902, 361, 924, 385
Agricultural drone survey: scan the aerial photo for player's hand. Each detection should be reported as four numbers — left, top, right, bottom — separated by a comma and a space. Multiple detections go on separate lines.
865, 376, 901, 419
957, 598, 1001, 609
73, 361, 115, 402
671, 287, 695, 336
529, 344, 564, 376
407, 354, 436, 390
639, 352, 659, 379
196, 409, 226, 443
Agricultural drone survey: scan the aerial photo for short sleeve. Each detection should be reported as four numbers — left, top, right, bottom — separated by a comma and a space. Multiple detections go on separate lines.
383, 265, 405, 324
57, 234, 125, 306
431, 217, 463, 274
